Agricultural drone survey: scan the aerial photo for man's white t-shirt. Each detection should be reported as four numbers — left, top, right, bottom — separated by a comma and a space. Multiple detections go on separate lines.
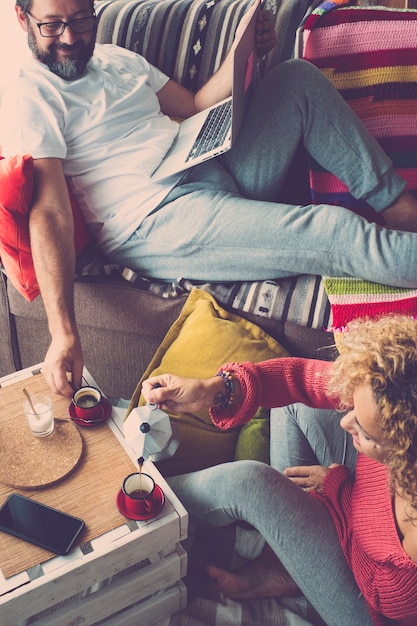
0, 44, 183, 254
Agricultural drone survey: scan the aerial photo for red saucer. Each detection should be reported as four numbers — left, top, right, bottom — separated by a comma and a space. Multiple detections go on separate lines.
116, 485, 165, 521
68, 397, 112, 427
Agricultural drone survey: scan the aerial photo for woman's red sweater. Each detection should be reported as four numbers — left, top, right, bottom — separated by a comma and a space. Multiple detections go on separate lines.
210, 358, 417, 625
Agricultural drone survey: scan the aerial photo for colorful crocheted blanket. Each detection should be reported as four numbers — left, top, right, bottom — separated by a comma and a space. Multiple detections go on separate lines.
324, 277, 417, 334
301, 2, 417, 222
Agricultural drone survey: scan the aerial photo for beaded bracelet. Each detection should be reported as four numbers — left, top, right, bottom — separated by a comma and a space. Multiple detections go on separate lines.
215, 370, 235, 409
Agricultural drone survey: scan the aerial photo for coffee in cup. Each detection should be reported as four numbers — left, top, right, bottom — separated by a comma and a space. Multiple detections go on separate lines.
122, 472, 157, 516
72, 386, 103, 420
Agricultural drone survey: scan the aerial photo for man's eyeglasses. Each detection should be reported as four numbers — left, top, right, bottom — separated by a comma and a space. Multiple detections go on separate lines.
26, 12, 96, 38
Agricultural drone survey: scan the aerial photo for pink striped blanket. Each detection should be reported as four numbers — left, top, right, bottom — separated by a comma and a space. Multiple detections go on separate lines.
301, 1, 417, 222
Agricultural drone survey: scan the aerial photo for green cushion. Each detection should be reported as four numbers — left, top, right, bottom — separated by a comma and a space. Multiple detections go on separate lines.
235, 407, 270, 465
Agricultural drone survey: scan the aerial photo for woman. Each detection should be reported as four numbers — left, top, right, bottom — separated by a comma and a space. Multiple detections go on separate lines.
142, 315, 417, 626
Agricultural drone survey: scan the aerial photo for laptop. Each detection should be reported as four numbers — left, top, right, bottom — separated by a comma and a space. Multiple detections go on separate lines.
151, 3, 260, 182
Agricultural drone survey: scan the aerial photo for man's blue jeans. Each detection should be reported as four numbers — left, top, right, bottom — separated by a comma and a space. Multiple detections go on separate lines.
110, 59, 417, 288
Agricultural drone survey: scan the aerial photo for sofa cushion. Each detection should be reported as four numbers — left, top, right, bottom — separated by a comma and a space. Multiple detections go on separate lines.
0, 155, 93, 301
127, 288, 289, 475
6, 277, 189, 399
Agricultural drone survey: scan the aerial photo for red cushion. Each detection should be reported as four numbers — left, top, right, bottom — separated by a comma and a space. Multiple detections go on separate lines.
0, 155, 92, 301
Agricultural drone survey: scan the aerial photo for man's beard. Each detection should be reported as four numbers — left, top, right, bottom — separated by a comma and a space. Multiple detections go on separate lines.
27, 26, 95, 81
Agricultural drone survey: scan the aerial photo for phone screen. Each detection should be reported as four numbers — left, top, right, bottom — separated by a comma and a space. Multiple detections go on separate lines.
0, 494, 85, 555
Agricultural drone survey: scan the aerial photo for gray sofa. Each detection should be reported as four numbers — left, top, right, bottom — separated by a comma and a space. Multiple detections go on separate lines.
0, 0, 336, 400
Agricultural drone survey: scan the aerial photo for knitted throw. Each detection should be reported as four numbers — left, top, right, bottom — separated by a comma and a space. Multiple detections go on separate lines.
302, 3, 417, 340
324, 277, 417, 341
302, 2, 417, 222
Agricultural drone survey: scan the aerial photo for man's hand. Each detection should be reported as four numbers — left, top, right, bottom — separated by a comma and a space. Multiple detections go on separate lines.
159, 0, 277, 119
283, 463, 341, 493
256, 7, 277, 57
234, 1, 277, 57
42, 332, 84, 398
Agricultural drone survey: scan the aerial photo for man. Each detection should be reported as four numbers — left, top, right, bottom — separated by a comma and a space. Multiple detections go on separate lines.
2, 0, 417, 397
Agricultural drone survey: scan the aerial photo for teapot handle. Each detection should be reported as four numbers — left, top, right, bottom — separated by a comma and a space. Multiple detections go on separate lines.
148, 382, 161, 408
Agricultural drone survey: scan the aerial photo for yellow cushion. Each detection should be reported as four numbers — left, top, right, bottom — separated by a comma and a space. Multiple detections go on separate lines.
127, 288, 289, 475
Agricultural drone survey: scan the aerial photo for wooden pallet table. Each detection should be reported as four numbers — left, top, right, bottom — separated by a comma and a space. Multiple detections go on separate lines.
0, 365, 188, 626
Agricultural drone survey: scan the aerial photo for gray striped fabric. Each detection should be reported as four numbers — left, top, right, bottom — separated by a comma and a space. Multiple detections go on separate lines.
95, 0, 313, 89
96, 0, 268, 91
89, 0, 330, 331
175, 277, 331, 329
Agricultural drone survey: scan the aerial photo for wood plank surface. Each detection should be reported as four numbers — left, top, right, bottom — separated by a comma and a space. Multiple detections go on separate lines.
0, 373, 136, 577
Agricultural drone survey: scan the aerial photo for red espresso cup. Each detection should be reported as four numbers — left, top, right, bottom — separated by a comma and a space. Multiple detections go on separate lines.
122, 473, 159, 516
72, 386, 103, 420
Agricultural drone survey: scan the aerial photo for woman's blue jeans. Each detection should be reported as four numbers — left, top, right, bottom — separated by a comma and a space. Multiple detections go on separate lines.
167, 405, 369, 626
110, 59, 417, 289
270, 403, 357, 473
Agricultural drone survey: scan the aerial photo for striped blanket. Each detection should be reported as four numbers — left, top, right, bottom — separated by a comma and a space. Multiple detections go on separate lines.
301, 2, 417, 221
76, 247, 332, 331
324, 277, 417, 331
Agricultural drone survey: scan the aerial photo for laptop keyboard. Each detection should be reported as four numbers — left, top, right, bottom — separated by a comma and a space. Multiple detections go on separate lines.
186, 100, 232, 162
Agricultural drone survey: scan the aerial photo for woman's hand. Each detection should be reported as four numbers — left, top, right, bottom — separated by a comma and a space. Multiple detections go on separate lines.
142, 374, 223, 414
283, 464, 341, 493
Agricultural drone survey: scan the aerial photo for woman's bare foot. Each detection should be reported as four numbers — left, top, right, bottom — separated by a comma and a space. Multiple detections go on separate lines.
205, 545, 300, 601
382, 190, 417, 233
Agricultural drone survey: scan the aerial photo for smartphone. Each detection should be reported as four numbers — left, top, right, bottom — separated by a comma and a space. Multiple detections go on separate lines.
0, 493, 85, 555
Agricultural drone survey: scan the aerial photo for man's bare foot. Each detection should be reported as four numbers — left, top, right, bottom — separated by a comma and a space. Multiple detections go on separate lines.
382, 190, 417, 233
205, 545, 300, 601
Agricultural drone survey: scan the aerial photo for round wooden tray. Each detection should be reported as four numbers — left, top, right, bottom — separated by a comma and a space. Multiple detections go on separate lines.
0, 418, 83, 489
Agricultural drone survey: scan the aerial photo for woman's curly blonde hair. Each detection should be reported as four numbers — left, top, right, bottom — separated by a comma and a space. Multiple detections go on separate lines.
328, 315, 417, 518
